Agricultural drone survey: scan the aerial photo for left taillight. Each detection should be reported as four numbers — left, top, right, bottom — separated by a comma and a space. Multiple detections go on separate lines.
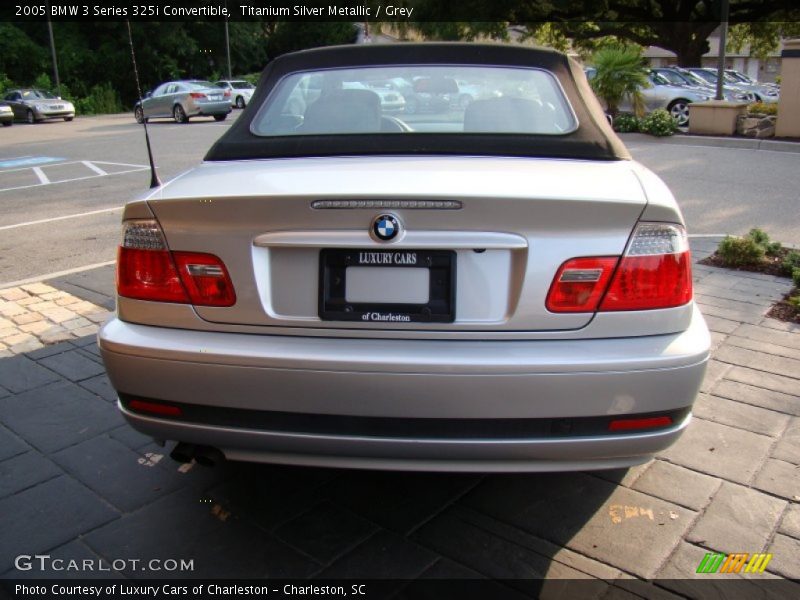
117, 219, 236, 307
545, 257, 619, 313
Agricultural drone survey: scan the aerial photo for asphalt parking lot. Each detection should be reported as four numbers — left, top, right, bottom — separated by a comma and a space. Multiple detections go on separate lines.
1, 114, 800, 594
0, 113, 237, 285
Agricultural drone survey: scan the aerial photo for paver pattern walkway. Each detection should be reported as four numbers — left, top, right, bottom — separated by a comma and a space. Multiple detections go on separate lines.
0, 284, 110, 355
0, 239, 798, 596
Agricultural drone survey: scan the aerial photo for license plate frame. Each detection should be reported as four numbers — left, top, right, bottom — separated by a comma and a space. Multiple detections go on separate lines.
319, 249, 456, 323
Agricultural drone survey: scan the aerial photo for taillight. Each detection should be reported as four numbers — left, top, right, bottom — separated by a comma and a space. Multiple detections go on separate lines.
173, 252, 236, 307
546, 223, 692, 313
600, 223, 692, 311
546, 257, 618, 313
117, 221, 188, 303
223, 90, 231, 97
189, 92, 206, 99
117, 220, 235, 307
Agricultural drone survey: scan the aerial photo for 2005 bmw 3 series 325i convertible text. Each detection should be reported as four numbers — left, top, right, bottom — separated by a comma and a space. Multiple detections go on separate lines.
98, 44, 710, 472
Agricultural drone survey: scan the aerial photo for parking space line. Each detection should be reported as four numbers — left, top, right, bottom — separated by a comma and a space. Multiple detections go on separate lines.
0, 162, 149, 193
31, 167, 50, 184
82, 161, 108, 176
0, 162, 67, 174
0, 206, 123, 231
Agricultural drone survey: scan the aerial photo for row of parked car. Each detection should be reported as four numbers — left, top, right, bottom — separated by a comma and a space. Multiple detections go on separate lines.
1, 67, 779, 130
585, 66, 779, 126
132, 75, 508, 124
0, 80, 255, 128
133, 79, 256, 124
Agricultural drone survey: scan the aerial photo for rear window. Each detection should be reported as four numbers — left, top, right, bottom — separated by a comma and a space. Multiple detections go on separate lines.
250, 65, 576, 137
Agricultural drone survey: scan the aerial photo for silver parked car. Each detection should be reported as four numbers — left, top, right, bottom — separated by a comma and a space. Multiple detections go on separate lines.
584, 67, 711, 126
134, 80, 232, 124
683, 68, 757, 103
3, 89, 75, 123
100, 44, 710, 472
215, 79, 255, 109
634, 70, 713, 126
662, 67, 756, 104
720, 69, 779, 103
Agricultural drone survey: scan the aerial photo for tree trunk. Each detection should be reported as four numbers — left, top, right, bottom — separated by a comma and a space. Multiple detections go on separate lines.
675, 47, 706, 67
651, 22, 719, 67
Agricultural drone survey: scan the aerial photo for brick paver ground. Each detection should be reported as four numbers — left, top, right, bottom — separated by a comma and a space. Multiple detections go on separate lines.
0, 284, 111, 356
0, 240, 798, 595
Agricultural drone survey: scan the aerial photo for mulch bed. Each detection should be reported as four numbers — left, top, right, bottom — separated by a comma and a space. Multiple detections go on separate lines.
766, 297, 800, 324
700, 249, 800, 324
699, 252, 788, 277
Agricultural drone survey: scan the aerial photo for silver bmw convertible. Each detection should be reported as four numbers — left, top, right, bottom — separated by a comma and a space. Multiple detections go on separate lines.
99, 44, 710, 472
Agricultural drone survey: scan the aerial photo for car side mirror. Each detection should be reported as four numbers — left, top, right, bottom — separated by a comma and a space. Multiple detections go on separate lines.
144, 91, 152, 98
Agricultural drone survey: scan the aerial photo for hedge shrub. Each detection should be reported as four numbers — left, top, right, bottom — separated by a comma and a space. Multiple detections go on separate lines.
612, 113, 639, 133
639, 109, 678, 136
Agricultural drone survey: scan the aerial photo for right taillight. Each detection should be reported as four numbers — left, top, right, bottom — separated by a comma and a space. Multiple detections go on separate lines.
546, 222, 692, 313
117, 220, 236, 307
600, 223, 692, 311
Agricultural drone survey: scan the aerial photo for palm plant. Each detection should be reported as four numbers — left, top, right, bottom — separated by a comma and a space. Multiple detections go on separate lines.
589, 45, 649, 118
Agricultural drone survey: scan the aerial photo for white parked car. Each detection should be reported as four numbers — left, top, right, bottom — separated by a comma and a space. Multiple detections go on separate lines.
215, 80, 256, 109
100, 44, 709, 472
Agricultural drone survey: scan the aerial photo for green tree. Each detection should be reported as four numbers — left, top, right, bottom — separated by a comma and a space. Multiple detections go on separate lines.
589, 45, 649, 117
412, 1, 799, 66
727, 22, 800, 60
266, 22, 358, 58
0, 24, 47, 82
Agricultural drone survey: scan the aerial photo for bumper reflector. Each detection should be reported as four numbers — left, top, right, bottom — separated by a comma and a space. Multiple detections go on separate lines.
129, 399, 182, 417
608, 416, 673, 432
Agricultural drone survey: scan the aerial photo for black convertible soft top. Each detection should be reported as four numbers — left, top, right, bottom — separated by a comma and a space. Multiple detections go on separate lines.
205, 43, 630, 162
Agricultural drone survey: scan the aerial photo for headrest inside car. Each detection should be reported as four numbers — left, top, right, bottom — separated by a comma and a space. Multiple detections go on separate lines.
302, 89, 382, 134
463, 97, 544, 133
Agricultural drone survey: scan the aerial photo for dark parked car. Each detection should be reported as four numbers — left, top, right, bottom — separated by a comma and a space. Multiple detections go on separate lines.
2, 89, 75, 123
403, 76, 460, 114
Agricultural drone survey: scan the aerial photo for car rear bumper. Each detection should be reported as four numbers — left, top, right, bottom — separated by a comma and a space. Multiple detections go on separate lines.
99, 305, 709, 471
188, 101, 232, 116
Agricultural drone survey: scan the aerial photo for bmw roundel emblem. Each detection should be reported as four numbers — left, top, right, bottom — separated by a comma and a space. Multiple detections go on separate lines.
372, 214, 400, 241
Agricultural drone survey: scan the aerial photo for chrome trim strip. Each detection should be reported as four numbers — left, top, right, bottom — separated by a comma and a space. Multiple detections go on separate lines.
312, 200, 462, 210
253, 230, 528, 249
560, 269, 603, 283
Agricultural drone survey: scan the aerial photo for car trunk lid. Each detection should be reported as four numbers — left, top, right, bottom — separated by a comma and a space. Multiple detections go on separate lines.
145, 155, 647, 333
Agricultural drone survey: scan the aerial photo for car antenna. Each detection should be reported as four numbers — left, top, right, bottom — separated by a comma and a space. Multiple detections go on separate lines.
126, 20, 161, 189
